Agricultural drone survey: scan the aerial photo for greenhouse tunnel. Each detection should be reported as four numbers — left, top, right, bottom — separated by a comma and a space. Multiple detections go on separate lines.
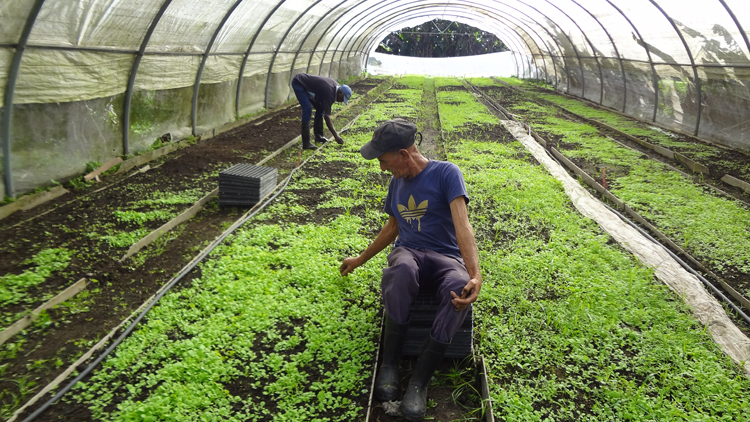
2, 0, 750, 421
2, 0, 750, 198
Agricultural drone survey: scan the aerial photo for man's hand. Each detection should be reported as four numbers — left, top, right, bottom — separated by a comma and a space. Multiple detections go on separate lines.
334, 135, 344, 145
450, 278, 481, 311
339, 257, 360, 276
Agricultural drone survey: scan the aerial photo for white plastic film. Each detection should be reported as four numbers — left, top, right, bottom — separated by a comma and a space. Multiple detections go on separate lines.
0, 0, 37, 44
658, 0, 750, 66
134, 54, 201, 91
3, 0, 750, 194
201, 54, 243, 84
27, 0, 160, 50
241, 53, 273, 77
210, 1, 281, 54
0, 48, 12, 107
724, 0, 750, 60
14, 49, 132, 104
145, 0, 237, 54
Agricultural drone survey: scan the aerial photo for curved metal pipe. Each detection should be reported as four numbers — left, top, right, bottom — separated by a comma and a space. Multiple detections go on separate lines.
288, 0, 350, 87
350, 2, 532, 61
320, 0, 426, 77
649, 0, 702, 136
264, 1, 325, 107
515, 0, 579, 95
569, 0, 627, 112
235, 1, 287, 118
543, 0, 602, 104
354, 6, 543, 75
191, 0, 244, 136
352, 1, 563, 88
360, 11, 534, 79
718, 0, 750, 61
604, 0, 659, 122
355, 9, 526, 72
1, 0, 46, 198
309, 0, 403, 75
326, 8, 375, 78
122, 0, 173, 155
344, 1, 516, 58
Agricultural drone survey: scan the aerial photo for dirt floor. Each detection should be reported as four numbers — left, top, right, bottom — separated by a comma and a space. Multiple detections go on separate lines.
368, 358, 485, 422
2, 78, 388, 420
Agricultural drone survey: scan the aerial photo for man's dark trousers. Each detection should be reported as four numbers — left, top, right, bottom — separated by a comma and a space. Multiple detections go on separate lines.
291, 80, 325, 124
381, 246, 471, 343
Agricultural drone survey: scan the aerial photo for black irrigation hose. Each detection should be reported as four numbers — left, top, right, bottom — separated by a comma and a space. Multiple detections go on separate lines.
21, 164, 303, 422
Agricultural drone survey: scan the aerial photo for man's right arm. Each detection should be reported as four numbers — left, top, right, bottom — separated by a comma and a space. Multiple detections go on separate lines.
339, 216, 399, 276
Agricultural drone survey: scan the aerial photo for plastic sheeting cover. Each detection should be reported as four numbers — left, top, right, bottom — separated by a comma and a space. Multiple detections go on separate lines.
1, 0, 749, 104
2, 0, 750, 196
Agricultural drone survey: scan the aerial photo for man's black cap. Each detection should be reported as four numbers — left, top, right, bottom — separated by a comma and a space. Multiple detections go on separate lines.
360, 119, 418, 160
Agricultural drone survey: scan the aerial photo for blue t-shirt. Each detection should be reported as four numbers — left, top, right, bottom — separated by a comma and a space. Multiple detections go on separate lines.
384, 160, 469, 257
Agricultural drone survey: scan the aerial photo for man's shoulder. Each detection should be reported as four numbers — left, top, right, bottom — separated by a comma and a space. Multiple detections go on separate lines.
429, 160, 462, 176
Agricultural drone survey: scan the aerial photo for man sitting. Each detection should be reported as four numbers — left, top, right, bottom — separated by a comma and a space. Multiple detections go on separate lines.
340, 119, 482, 421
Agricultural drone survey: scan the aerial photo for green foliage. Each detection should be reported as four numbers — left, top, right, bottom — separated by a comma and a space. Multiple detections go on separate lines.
437, 90, 499, 131
494, 77, 526, 86
59, 75, 750, 422
436, 77, 750, 421
85, 161, 102, 174
0, 248, 72, 311
72, 217, 384, 421
496, 82, 750, 279
113, 210, 174, 225
68, 176, 96, 190
86, 189, 204, 249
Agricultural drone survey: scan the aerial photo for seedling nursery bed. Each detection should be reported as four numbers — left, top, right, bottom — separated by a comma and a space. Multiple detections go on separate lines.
0, 77, 389, 418
472, 79, 750, 321
5, 75, 750, 421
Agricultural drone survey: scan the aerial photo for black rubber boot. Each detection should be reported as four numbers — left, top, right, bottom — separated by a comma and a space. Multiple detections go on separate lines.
301, 121, 317, 150
374, 314, 409, 402
400, 336, 449, 421
313, 115, 328, 143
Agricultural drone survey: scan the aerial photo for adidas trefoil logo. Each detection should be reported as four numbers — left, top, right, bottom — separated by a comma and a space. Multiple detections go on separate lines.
397, 195, 428, 231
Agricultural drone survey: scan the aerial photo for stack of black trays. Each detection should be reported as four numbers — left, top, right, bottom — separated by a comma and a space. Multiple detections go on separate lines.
403, 286, 473, 359
218, 164, 278, 207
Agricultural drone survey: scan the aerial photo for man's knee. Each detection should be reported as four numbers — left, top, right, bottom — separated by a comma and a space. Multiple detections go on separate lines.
381, 260, 419, 294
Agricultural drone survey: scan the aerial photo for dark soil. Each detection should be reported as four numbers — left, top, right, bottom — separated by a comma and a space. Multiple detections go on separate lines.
368, 358, 485, 422
4, 78, 386, 420
417, 79, 444, 161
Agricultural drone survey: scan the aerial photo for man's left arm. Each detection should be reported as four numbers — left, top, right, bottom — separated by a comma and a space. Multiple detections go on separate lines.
449, 196, 482, 310
324, 114, 344, 144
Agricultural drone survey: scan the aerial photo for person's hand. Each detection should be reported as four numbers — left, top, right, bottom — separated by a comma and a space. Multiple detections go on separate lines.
450, 278, 481, 311
339, 257, 360, 276
334, 135, 344, 145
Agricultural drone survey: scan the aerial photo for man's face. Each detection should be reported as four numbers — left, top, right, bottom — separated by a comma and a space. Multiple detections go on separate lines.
336, 89, 344, 102
377, 151, 408, 178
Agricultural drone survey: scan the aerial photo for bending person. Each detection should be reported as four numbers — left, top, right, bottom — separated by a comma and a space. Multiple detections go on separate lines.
339, 119, 482, 421
291, 72, 351, 150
